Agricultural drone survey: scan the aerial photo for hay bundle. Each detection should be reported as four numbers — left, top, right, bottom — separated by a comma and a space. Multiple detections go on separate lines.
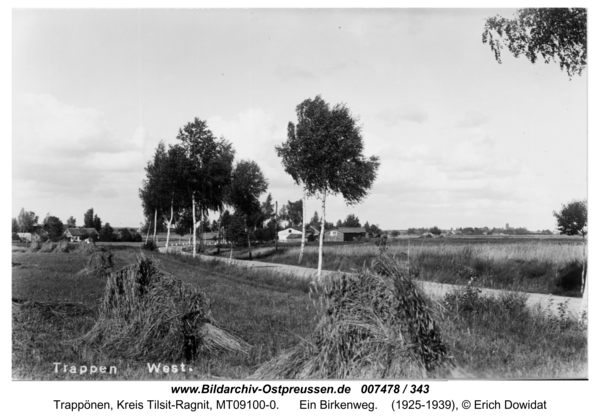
38, 239, 56, 253
52, 240, 71, 253
25, 240, 41, 253
251, 253, 452, 379
77, 248, 114, 276
77, 255, 248, 361
75, 242, 97, 255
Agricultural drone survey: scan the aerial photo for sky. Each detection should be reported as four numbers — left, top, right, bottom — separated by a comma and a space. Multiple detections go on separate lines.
11, 8, 588, 231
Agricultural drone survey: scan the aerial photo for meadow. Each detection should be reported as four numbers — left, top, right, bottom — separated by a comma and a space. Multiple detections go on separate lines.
250, 236, 586, 297
12, 244, 586, 380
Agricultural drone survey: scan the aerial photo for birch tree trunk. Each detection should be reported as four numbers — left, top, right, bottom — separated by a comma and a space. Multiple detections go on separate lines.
164, 200, 173, 252
298, 191, 306, 264
192, 198, 197, 258
247, 229, 252, 260
579, 235, 587, 323
217, 210, 223, 255
317, 190, 327, 282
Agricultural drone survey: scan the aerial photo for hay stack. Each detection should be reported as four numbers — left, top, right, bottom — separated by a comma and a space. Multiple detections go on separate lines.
25, 240, 41, 253
77, 255, 248, 361
251, 253, 452, 379
75, 242, 97, 255
77, 248, 114, 276
52, 240, 71, 253
38, 240, 56, 253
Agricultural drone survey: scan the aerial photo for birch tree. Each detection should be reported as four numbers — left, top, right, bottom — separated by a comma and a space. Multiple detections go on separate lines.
176, 118, 235, 257
159, 144, 187, 251
483, 8, 586, 78
276, 122, 311, 263
229, 160, 268, 260
139, 142, 167, 243
277, 95, 380, 281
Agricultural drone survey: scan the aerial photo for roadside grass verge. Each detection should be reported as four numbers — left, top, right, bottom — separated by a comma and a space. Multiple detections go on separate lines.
12, 248, 586, 379
437, 283, 587, 378
12, 249, 316, 379
251, 239, 585, 297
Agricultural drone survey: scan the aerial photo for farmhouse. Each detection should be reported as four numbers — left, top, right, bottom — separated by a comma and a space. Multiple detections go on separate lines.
16, 226, 48, 242
63, 228, 100, 242
278, 227, 303, 242
324, 227, 367, 242
277, 226, 319, 243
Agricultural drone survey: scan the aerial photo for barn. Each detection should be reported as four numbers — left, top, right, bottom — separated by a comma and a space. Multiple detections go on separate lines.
278, 227, 303, 242
63, 227, 100, 242
324, 227, 367, 242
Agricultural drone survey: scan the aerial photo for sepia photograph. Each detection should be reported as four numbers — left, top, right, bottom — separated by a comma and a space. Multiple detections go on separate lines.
11, 7, 588, 382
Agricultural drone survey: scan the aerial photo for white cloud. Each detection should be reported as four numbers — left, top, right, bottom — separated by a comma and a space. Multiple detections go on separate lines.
207, 108, 287, 191
377, 105, 429, 125
456, 111, 490, 128
274, 65, 318, 81
13, 93, 147, 204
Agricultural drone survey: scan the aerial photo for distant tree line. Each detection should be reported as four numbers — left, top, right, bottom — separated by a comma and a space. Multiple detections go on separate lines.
11, 207, 142, 242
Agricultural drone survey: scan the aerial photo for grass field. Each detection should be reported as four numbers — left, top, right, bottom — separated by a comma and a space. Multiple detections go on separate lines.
12, 245, 586, 379
247, 236, 586, 297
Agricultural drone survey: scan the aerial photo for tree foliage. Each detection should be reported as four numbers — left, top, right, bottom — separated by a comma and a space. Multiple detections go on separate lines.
553, 199, 587, 238
177, 118, 235, 216
43, 214, 64, 241
229, 160, 268, 256
93, 214, 102, 231
280, 199, 303, 227
342, 213, 361, 228
17, 208, 38, 233
99, 223, 115, 242
176, 118, 235, 256
482, 8, 587, 77
277, 95, 380, 205
429, 226, 442, 235
66, 216, 77, 228
83, 208, 95, 229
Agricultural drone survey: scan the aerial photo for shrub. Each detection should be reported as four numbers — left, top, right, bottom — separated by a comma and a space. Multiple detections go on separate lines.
553, 261, 584, 296
141, 239, 159, 252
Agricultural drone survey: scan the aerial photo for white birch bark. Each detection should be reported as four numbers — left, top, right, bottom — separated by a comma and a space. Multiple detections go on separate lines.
164, 200, 173, 252
579, 236, 588, 323
317, 190, 327, 282
192, 198, 197, 258
298, 191, 306, 264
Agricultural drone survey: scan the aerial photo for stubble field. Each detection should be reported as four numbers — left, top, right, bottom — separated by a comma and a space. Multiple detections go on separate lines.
12, 237, 587, 380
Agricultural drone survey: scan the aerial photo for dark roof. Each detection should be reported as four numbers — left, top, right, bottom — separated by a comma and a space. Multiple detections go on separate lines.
65, 228, 99, 236
334, 227, 366, 234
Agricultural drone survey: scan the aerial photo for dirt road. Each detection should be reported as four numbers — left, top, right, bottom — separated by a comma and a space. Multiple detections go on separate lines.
160, 246, 583, 318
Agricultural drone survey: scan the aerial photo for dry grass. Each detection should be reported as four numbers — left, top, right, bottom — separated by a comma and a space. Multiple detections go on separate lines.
75, 254, 249, 362
77, 248, 114, 277
251, 253, 452, 379
254, 238, 586, 296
